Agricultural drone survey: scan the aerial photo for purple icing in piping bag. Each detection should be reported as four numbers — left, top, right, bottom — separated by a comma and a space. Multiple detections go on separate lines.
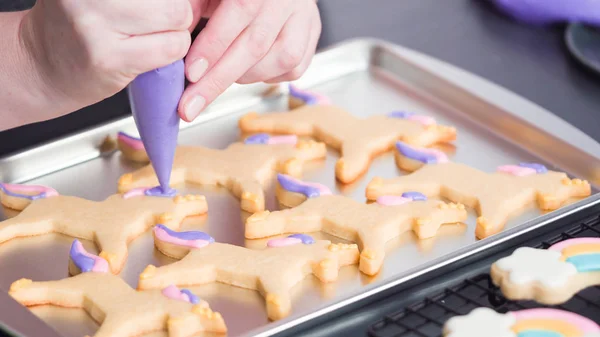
492, 0, 600, 26
128, 60, 184, 194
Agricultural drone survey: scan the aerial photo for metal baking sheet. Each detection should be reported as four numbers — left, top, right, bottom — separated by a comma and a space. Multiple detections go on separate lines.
1, 38, 600, 337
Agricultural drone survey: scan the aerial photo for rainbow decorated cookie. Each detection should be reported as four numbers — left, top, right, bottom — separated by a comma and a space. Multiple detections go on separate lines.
366, 142, 591, 239
117, 132, 326, 213
238, 104, 456, 183
0, 183, 207, 273
491, 238, 600, 304
10, 242, 226, 337
443, 307, 600, 337
245, 174, 467, 275
138, 226, 359, 320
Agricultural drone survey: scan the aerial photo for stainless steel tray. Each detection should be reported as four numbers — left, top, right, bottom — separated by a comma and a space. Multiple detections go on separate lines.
1, 38, 600, 337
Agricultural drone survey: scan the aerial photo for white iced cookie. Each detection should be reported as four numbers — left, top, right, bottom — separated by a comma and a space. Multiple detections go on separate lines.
492, 238, 600, 304
443, 308, 600, 337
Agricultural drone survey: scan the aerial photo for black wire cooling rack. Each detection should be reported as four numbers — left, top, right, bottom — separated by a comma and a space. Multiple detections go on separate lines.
368, 214, 600, 337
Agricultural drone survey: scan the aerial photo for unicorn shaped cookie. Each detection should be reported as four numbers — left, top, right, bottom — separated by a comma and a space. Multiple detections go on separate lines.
138, 225, 359, 320
366, 141, 591, 238
0, 183, 207, 273
491, 237, 600, 304
117, 132, 326, 213
9, 240, 227, 337
244, 174, 467, 275
238, 105, 456, 183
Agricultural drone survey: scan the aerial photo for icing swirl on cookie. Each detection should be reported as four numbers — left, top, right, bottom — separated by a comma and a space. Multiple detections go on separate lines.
289, 84, 331, 105
153, 224, 214, 248
387, 111, 436, 127
277, 174, 331, 198
395, 141, 448, 164
267, 234, 316, 247
244, 133, 298, 145
161, 284, 200, 304
69, 239, 109, 273
549, 238, 600, 273
0, 183, 59, 200
123, 186, 177, 199
497, 163, 548, 177
117, 132, 144, 150
376, 192, 427, 206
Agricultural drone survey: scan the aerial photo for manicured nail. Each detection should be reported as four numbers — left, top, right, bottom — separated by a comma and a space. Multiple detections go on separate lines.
187, 58, 208, 83
183, 95, 205, 122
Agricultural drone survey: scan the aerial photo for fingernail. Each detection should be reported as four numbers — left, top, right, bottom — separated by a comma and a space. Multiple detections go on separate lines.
187, 58, 208, 83
183, 95, 205, 121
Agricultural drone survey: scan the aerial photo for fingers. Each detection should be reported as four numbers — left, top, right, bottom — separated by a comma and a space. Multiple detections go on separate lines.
236, 10, 311, 84
179, 0, 292, 122
184, 0, 264, 83
108, 0, 194, 35
120, 31, 192, 74
265, 5, 321, 83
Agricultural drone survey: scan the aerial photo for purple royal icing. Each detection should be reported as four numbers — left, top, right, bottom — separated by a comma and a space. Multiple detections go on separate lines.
492, 0, 600, 26
244, 133, 270, 145
180, 289, 200, 304
70, 240, 95, 273
289, 84, 318, 105
518, 163, 548, 174
401, 192, 427, 201
155, 224, 215, 243
388, 111, 414, 119
144, 186, 177, 197
288, 234, 316, 245
395, 142, 439, 164
128, 60, 184, 194
277, 174, 321, 198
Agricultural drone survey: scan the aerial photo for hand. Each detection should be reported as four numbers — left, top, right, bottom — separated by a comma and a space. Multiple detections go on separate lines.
179, 0, 321, 122
21, 0, 194, 121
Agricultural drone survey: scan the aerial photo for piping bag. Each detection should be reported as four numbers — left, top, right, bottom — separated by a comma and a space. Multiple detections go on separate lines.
491, 0, 600, 26
127, 60, 184, 196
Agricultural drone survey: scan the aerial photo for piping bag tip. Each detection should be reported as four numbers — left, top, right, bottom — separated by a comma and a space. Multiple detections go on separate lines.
128, 59, 185, 194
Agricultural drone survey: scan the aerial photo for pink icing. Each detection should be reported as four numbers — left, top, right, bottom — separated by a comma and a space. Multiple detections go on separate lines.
376, 196, 411, 206
118, 133, 145, 150
1, 183, 58, 197
549, 238, 600, 252
267, 135, 298, 145
310, 92, 332, 105
162, 285, 191, 303
122, 187, 148, 199
153, 226, 210, 249
267, 237, 302, 247
408, 115, 436, 126
421, 148, 449, 163
73, 240, 109, 273
497, 165, 536, 176
511, 308, 600, 333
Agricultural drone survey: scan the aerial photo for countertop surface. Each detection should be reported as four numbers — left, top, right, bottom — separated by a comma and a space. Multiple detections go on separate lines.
1, 0, 599, 156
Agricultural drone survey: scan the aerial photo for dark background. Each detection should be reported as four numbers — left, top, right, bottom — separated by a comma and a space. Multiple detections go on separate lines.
1, 0, 599, 157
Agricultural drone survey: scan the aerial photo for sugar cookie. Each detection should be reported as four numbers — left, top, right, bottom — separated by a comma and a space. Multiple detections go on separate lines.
366, 142, 591, 238
138, 226, 359, 320
443, 307, 600, 337
10, 242, 226, 337
238, 105, 456, 183
491, 238, 600, 304
0, 183, 207, 273
117, 132, 326, 213
245, 174, 467, 275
